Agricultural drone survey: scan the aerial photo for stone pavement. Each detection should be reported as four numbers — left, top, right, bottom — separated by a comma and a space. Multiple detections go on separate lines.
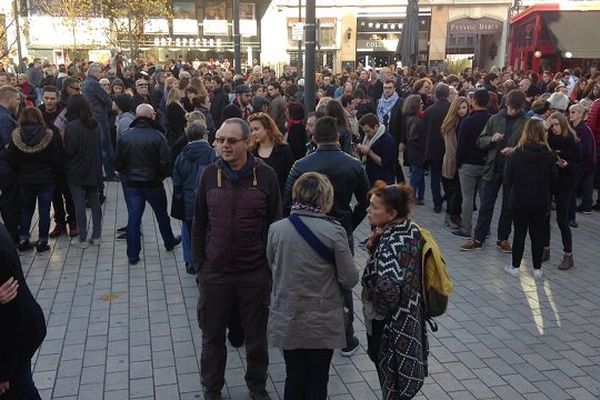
16, 179, 600, 400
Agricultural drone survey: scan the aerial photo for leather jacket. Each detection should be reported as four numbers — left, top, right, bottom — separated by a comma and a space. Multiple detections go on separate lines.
114, 117, 171, 186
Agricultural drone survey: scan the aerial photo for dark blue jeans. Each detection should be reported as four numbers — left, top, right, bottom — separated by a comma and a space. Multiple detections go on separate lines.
474, 174, 512, 244
1, 360, 41, 399
125, 185, 176, 261
19, 183, 55, 242
410, 165, 425, 201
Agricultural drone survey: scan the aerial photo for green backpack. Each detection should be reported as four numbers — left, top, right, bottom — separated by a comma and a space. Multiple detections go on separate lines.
416, 224, 453, 331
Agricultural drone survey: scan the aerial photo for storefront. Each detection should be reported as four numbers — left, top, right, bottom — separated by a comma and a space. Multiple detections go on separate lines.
446, 17, 503, 69
25, 0, 269, 66
509, 2, 600, 72
355, 14, 431, 68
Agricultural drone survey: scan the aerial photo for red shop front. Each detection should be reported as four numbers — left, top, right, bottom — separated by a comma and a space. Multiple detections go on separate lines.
509, 2, 600, 73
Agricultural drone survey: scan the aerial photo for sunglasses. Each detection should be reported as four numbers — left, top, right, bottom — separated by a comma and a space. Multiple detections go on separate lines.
215, 136, 247, 145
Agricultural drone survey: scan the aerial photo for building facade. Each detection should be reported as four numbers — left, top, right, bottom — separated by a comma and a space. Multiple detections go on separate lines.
261, 0, 512, 73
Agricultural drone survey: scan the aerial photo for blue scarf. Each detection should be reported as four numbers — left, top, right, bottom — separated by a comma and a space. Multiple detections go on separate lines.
221, 153, 255, 183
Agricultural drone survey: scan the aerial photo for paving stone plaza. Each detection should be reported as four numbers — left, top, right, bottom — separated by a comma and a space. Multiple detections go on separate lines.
18, 179, 600, 400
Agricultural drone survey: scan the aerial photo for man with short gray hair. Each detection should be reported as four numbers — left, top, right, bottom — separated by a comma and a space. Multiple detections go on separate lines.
81, 63, 116, 180
192, 118, 281, 400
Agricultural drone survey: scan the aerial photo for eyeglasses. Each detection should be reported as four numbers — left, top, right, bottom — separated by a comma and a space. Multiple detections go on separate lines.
137, 84, 148, 87
215, 136, 247, 145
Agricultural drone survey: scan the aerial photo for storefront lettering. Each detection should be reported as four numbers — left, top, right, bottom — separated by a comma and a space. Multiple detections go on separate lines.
366, 41, 384, 48
448, 18, 503, 34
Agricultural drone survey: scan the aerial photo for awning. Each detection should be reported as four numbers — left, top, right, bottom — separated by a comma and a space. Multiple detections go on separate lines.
543, 11, 600, 59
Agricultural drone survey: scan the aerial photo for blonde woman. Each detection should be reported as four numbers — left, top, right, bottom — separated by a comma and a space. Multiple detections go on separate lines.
504, 119, 557, 279
441, 96, 469, 229
166, 87, 186, 146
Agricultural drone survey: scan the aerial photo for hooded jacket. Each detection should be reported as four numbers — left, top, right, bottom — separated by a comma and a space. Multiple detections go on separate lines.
504, 143, 557, 213
172, 140, 216, 221
6, 125, 63, 185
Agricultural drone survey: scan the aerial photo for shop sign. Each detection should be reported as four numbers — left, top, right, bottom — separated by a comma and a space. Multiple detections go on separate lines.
356, 39, 398, 52
448, 18, 503, 35
153, 37, 223, 48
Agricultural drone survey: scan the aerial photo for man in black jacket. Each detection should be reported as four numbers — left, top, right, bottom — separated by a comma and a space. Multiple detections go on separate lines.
0, 223, 46, 399
283, 116, 369, 357
209, 76, 230, 127
114, 104, 181, 265
423, 83, 451, 213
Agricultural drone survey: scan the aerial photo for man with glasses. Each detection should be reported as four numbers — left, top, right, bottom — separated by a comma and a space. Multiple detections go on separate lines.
114, 104, 181, 265
192, 118, 281, 400
60, 77, 80, 104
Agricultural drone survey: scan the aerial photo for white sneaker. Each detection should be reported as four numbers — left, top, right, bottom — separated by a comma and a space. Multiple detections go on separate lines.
504, 265, 519, 277
71, 240, 88, 249
89, 238, 101, 246
533, 269, 543, 279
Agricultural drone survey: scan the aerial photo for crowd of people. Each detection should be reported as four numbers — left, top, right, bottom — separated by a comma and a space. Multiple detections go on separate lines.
1, 56, 600, 399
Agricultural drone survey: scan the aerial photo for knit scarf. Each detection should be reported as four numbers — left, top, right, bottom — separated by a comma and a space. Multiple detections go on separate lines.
291, 202, 326, 215
377, 91, 399, 126
286, 118, 303, 134
360, 124, 387, 164
221, 153, 255, 183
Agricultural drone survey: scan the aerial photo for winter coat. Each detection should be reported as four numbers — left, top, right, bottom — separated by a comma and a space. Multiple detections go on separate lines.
172, 140, 216, 221
548, 132, 582, 191
456, 110, 491, 168
283, 144, 370, 237
6, 125, 63, 185
269, 94, 288, 133
504, 143, 557, 213
404, 115, 426, 167
442, 118, 463, 179
0, 105, 18, 174
0, 223, 46, 383
115, 112, 135, 138
192, 157, 282, 273
114, 117, 171, 186
573, 122, 597, 174
81, 75, 112, 123
587, 99, 600, 144
251, 143, 295, 196
63, 119, 103, 187
210, 88, 230, 127
361, 219, 428, 399
166, 102, 186, 146
286, 122, 307, 161
422, 99, 450, 162
477, 110, 530, 181
267, 210, 359, 350
365, 131, 397, 186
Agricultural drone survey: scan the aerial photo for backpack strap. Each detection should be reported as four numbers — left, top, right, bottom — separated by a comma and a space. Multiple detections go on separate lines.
288, 214, 336, 265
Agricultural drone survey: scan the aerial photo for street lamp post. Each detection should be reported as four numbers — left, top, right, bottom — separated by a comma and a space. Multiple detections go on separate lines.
304, 0, 315, 112
297, 0, 303, 79
13, 0, 23, 73
233, 0, 241, 74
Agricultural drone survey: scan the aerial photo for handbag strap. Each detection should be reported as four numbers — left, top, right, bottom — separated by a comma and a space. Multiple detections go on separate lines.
288, 214, 336, 265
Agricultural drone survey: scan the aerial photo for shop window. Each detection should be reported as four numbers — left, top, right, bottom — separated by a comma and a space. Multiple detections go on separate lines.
287, 19, 337, 48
